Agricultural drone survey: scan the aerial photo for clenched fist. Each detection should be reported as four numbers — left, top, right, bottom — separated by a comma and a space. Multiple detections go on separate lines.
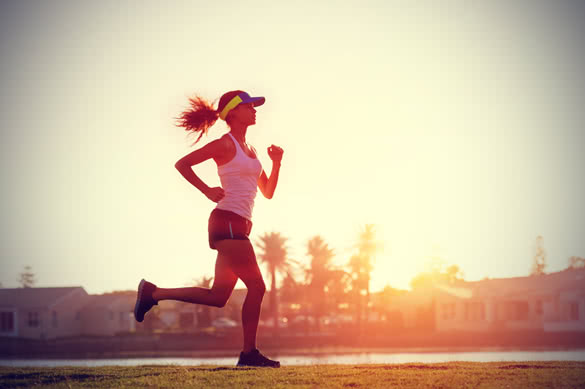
267, 145, 283, 164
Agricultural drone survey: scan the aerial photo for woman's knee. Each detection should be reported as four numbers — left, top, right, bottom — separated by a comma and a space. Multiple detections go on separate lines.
209, 290, 232, 308
211, 297, 229, 308
247, 278, 266, 296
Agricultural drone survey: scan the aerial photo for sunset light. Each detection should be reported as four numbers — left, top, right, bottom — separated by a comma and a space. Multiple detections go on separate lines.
1, 1, 584, 296
1, 1, 585, 381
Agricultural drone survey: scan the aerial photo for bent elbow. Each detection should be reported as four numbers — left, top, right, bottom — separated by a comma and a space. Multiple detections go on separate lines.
260, 189, 272, 199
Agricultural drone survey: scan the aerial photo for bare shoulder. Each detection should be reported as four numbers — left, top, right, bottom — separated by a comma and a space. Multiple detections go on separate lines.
212, 133, 236, 165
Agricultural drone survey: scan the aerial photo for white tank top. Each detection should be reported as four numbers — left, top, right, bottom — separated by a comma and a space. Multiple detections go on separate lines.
215, 133, 263, 221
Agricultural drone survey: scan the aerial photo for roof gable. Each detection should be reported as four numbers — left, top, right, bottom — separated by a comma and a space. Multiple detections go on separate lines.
0, 287, 88, 309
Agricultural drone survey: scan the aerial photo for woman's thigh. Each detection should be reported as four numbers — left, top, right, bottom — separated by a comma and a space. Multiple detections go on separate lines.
215, 239, 265, 288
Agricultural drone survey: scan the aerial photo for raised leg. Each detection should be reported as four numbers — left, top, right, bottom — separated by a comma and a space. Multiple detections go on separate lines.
152, 252, 238, 308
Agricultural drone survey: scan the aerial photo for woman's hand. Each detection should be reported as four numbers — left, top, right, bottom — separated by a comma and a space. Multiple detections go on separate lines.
203, 187, 225, 203
267, 145, 284, 164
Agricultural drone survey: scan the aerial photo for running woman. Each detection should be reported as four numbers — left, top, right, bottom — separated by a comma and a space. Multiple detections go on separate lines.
134, 90, 283, 367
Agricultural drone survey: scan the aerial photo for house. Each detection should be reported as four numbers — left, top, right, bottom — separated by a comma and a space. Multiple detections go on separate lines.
434, 268, 585, 332
149, 300, 199, 332
372, 287, 440, 330
131, 288, 247, 332
79, 293, 136, 336
0, 287, 89, 339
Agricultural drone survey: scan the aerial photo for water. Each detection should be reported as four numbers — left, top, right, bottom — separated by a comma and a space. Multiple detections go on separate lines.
2, 350, 585, 367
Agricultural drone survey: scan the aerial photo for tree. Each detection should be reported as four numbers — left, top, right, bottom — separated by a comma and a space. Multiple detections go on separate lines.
348, 224, 381, 328
531, 235, 546, 276
279, 271, 301, 305
410, 262, 464, 290
256, 232, 293, 333
19, 266, 35, 288
304, 236, 337, 327
445, 264, 464, 283
326, 269, 351, 315
568, 256, 585, 269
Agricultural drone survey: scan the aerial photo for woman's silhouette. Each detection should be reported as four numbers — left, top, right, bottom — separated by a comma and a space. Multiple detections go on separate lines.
134, 90, 283, 367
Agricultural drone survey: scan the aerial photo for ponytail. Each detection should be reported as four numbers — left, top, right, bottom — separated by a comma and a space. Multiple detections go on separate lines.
176, 90, 244, 144
176, 96, 219, 144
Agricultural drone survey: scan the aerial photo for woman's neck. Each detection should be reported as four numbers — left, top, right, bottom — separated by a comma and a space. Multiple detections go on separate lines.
229, 125, 248, 143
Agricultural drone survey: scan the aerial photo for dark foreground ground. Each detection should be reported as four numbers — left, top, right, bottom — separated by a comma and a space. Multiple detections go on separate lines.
1, 362, 585, 388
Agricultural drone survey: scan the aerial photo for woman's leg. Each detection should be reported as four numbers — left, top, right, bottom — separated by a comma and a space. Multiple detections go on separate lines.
152, 253, 238, 307
214, 239, 266, 353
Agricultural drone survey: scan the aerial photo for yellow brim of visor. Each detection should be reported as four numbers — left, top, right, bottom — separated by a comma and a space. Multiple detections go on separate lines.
219, 95, 243, 120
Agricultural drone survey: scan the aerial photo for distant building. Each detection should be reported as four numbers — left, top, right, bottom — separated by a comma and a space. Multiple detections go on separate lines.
3, 269, 582, 340
0, 288, 138, 339
151, 300, 199, 332
434, 268, 585, 332
79, 293, 136, 336
0, 285, 253, 339
0, 287, 89, 339
371, 287, 437, 330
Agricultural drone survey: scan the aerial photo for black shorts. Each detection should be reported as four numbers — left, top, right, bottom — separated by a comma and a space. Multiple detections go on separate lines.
208, 208, 253, 250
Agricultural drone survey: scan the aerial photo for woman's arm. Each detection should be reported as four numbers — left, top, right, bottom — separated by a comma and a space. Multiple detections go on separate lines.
175, 139, 226, 203
258, 145, 283, 199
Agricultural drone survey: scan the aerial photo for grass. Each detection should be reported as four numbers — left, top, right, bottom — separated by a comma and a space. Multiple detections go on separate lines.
1, 362, 584, 388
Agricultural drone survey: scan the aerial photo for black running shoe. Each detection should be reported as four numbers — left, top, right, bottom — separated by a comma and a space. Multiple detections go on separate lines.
134, 279, 158, 323
237, 349, 280, 368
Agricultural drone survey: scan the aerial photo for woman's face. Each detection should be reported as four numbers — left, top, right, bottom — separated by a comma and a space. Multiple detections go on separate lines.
228, 103, 256, 126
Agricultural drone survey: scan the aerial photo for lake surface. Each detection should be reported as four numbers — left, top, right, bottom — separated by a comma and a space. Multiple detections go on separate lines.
3, 350, 585, 367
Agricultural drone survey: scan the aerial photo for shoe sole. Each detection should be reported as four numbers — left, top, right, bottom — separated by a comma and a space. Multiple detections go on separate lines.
134, 279, 147, 322
237, 363, 280, 368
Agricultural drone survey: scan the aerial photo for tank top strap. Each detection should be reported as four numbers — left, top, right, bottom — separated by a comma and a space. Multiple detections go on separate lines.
226, 133, 244, 157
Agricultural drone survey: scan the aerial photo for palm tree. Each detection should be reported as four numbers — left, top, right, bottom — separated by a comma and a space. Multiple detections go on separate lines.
326, 268, 351, 315
305, 235, 336, 328
349, 224, 381, 328
279, 271, 300, 305
256, 231, 293, 333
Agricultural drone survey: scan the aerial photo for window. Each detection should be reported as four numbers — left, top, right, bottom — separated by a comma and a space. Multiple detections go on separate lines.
28, 312, 40, 327
570, 302, 579, 321
0, 312, 15, 332
508, 302, 529, 320
52, 311, 58, 328
108, 311, 114, 320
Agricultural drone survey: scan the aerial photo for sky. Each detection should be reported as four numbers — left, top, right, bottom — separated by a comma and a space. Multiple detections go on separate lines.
1, 0, 584, 294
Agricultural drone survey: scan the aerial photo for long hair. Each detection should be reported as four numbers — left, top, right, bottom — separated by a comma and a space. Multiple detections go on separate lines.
176, 90, 243, 144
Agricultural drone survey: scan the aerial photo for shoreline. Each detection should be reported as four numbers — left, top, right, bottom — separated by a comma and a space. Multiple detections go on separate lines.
3, 345, 585, 360
3, 330, 585, 360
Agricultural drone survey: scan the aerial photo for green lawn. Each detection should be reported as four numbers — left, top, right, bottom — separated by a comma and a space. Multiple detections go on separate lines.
1, 362, 584, 388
